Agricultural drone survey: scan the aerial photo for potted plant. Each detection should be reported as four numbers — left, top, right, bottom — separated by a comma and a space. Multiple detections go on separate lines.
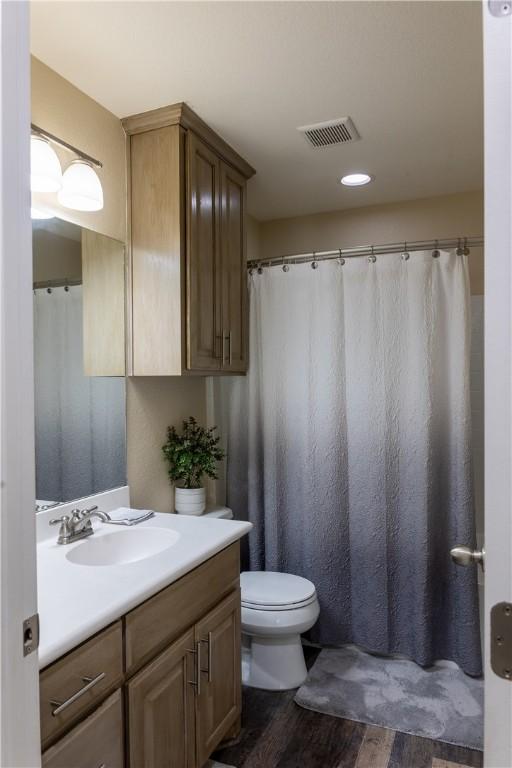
162, 417, 225, 515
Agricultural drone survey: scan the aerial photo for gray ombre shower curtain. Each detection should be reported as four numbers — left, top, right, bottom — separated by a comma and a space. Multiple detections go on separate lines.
215, 250, 482, 676
34, 285, 126, 503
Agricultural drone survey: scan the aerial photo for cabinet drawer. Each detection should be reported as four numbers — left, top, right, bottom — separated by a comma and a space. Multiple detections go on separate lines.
42, 689, 123, 768
125, 543, 240, 674
40, 621, 123, 749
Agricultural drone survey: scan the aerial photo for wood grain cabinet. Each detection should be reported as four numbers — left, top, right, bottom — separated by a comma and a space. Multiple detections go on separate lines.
123, 102, 255, 376
127, 628, 196, 768
81, 230, 126, 377
195, 590, 241, 767
41, 691, 124, 768
40, 621, 123, 750
128, 591, 241, 768
40, 544, 242, 768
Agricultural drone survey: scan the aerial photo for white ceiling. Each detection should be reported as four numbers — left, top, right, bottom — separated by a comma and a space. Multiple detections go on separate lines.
30, 1, 483, 221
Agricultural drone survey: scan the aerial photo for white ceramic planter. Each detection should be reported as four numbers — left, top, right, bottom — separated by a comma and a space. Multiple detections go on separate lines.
175, 486, 206, 515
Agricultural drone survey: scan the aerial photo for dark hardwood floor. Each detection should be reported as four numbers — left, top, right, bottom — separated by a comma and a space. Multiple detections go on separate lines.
213, 648, 483, 768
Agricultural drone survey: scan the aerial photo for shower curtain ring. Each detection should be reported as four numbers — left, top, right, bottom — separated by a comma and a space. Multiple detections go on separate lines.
463, 237, 470, 256
337, 248, 345, 266
402, 242, 410, 261
368, 246, 376, 263
311, 252, 318, 269
257, 262, 263, 274
282, 255, 289, 272
456, 238, 464, 257
432, 240, 440, 259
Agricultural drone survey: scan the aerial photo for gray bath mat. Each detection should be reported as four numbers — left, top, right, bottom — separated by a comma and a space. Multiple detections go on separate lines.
294, 646, 483, 750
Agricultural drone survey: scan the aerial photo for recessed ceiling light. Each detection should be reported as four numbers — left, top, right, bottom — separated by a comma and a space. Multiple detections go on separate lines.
340, 173, 372, 187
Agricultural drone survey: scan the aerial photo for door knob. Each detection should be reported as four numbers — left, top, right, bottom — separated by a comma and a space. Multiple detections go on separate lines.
450, 545, 485, 571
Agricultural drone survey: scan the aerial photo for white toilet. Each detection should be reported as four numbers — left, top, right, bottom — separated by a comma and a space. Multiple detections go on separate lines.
240, 571, 320, 690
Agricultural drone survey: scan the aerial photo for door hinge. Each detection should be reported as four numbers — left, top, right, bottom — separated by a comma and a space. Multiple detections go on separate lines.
22, 613, 39, 657
488, 0, 512, 17
491, 602, 512, 680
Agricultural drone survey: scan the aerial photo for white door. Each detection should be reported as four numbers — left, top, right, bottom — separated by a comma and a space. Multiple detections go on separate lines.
0, 2, 41, 766
484, 2, 512, 767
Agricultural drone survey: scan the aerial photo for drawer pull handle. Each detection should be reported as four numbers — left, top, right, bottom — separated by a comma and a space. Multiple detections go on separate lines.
216, 334, 223, 360
200, 632, 213, 682
50, 672, 106, 716
186, 644, 201, 695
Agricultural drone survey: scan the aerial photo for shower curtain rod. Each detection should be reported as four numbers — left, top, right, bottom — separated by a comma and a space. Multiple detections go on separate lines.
247, 236, 484, 270
33, 278, 82, 290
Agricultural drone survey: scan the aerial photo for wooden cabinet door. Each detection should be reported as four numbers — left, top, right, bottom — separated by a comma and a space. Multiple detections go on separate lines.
186, 131, 222, 372
82, 229, 126, 377
127, 628, 196, 768
195, 590, 241, 766
42, 690, 124, 768
220, 162, 248, 373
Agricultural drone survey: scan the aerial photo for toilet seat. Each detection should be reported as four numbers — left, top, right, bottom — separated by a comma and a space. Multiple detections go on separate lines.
241, 571, 317, 611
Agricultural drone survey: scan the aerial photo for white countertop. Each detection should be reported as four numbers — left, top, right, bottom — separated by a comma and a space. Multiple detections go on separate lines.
37, 512, 252, 668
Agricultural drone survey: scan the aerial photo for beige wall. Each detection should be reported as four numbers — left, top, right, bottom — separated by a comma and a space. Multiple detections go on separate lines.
247, 214, 261, 264
31, 58, 126, 242
126, 378, 206, 512
31, 58, 207, 511
257, 190, 484, 294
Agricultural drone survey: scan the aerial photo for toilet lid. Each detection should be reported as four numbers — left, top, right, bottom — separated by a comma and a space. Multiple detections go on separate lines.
241, 571, 316, 609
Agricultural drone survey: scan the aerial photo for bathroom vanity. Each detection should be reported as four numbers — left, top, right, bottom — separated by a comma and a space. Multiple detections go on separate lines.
37, 512, 251, 768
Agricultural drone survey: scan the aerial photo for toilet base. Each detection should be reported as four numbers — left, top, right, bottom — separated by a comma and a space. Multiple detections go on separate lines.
242, 632, 308, 690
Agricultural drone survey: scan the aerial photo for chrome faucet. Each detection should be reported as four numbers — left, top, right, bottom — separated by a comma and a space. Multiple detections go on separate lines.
49, 505, 111, 545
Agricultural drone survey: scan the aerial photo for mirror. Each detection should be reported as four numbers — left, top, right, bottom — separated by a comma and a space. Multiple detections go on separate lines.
32, 218, 126, 510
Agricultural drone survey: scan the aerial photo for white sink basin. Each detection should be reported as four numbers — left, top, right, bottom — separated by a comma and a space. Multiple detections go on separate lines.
65, 528, 180, 567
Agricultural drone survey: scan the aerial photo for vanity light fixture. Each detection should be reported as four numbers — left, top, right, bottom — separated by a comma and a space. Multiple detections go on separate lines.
58, 160, 104, 212
340, 172, 373, 187
30, 124, 104, 212
30, 135, 62, 193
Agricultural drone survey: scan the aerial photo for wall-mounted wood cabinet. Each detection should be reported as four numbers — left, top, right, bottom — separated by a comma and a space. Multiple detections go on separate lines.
81, 229, 126, 377
123, 102, 255, 376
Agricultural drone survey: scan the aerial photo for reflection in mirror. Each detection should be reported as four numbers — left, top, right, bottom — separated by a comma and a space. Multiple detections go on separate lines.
33, 218, 126, 510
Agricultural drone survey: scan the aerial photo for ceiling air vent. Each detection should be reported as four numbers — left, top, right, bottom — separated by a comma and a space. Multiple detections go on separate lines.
297, 117, 360, 149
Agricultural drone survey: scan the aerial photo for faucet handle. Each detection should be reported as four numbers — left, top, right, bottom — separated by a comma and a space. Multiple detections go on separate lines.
49, 514, 70, 526
70, 505, 99, 521
49, 514, 72, 543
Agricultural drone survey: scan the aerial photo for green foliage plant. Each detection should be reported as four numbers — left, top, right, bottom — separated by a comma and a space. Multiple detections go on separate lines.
162, 417, 225, 489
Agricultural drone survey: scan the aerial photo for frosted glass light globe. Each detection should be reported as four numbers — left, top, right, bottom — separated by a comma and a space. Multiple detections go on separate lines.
58, 160, 104, 212
30, 136, 62, 193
